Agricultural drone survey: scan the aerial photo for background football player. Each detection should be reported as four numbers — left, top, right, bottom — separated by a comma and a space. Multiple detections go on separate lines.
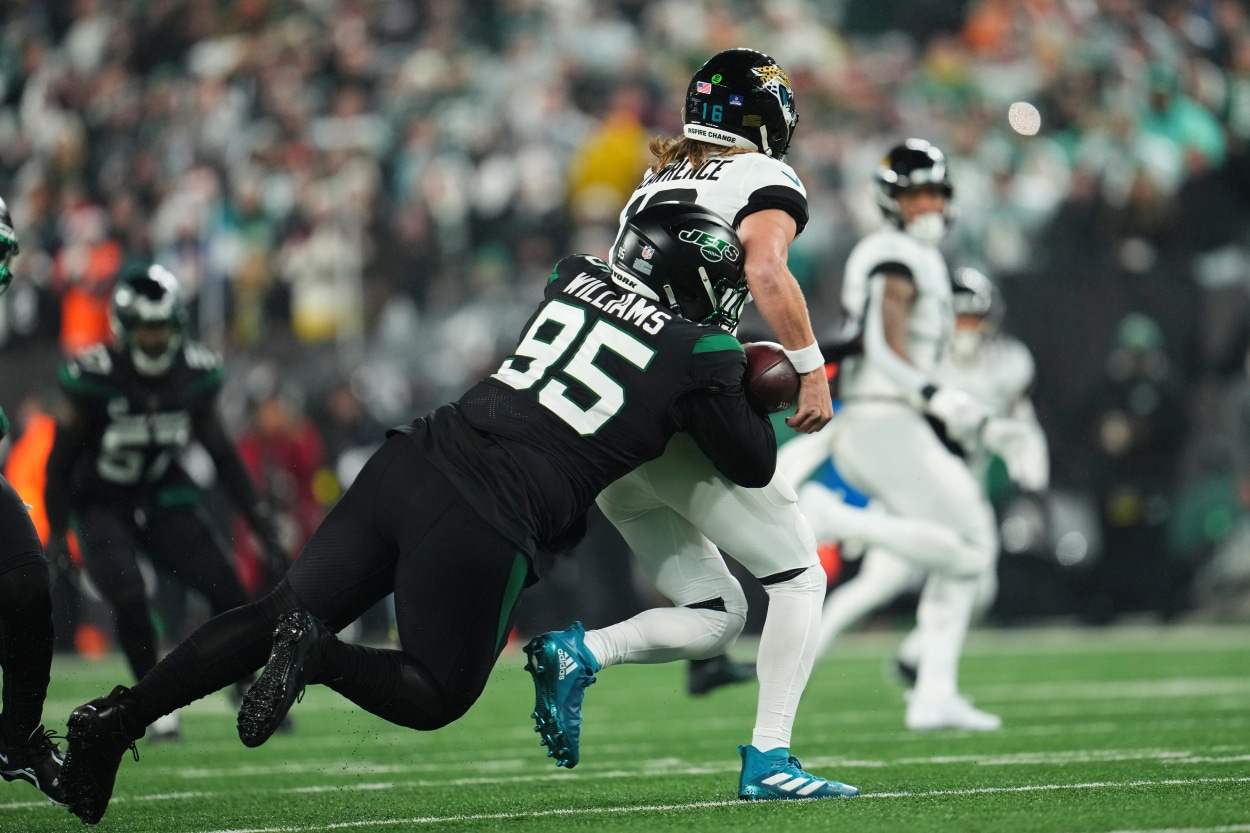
56, 203, 792, 825
802, 140, 1029, 731
783, 266, 1048, 683
0, 196, 65, 805
44, 264, 288, 741
525, 49, 858, 801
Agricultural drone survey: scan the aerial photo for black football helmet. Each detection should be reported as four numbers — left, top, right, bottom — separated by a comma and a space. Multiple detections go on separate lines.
683, 48, 799, 159
875, 138, 956, 229
611, 202, 747, 330
110, 264, 188, 375
0, 196, 19, 297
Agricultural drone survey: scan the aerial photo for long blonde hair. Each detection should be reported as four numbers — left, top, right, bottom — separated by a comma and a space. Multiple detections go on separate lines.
647, 137, 753, 174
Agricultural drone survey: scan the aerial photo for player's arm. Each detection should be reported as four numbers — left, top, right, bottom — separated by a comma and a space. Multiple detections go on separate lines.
45, 401, 87, 544
193, 406, 289, 573
674, 338, 778, 488
737, 208, 831, 434
865, 270, 985, 444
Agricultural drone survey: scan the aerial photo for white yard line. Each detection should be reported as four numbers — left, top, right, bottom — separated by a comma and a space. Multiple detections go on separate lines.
6, 774, 1249, 827
180, 776, 1250, 833
144, 745, 1250, 782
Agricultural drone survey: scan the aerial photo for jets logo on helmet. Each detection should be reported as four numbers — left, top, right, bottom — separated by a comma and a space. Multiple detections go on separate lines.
610, 201, 748, 331
678, 229, 740, 264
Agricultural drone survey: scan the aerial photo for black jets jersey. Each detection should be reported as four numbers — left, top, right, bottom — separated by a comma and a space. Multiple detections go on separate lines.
394, 254, 776, 555
57, 341, 224, 501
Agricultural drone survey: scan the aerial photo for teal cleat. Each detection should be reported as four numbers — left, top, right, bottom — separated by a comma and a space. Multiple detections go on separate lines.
737, 744, 860, 800
524, 622, 600, 769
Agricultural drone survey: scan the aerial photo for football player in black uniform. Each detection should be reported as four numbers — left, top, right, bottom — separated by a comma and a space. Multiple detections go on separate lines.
0, 196, 66, 805
44, 265, 288, 742
57, 202, 777, 825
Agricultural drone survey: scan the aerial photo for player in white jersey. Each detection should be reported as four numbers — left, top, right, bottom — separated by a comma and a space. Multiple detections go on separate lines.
793, 140, 1031, 731
524, 49, 859, 801
782, 267, 1048, 688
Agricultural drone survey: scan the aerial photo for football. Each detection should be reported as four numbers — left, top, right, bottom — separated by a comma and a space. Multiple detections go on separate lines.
742, 341, 801, 414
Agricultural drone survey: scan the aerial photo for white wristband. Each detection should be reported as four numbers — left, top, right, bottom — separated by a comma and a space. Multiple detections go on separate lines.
783, 342, 825, 375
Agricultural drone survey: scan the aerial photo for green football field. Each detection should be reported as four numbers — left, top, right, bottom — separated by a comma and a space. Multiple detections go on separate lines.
4, 623, 1249, 833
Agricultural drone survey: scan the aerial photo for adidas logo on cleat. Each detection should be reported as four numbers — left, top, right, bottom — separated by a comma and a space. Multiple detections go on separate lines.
557, 649, 578, 681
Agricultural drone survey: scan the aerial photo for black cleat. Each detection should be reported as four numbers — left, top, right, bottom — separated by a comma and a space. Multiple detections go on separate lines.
238, 610, 326, 749
687, 655, 756, 696
0, 725, 67, 805
62, 686, 141, 825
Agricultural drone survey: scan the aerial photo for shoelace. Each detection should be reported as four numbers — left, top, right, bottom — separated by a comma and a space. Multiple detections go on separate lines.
20, 727, 65, 757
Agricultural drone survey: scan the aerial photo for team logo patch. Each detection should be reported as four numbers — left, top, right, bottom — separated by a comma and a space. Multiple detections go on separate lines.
696, 81, 712, 94
641, 245, 654, 260
729, 94, 744, 106
751, 64, 797, 127
677, 229, 740, 264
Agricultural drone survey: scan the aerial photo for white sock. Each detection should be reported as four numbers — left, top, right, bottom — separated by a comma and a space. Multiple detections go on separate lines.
817, 548, 921, 658
751, 565, 825, 752
913, 574, 980, 701
582, 606, 743, 670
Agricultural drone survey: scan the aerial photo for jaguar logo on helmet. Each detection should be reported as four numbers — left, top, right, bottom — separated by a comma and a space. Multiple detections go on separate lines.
678, 229, 741, 264
751, 64, 797, 128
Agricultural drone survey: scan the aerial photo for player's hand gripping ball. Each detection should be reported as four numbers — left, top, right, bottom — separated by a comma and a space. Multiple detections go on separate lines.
742, 341, 801, 414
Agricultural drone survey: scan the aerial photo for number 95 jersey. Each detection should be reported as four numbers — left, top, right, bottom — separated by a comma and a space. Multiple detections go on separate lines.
57, 341, 224, 501
402, 254, 777, 557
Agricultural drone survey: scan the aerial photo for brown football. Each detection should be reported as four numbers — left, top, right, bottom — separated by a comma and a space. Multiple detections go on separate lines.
743, 341, 800, 414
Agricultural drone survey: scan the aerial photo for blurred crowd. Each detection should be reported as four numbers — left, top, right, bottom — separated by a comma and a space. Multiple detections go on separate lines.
3, 0, 1250, 625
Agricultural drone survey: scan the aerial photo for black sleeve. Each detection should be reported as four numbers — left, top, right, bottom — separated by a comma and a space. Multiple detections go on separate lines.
673, 388, 777, 488
734, 185, 809, 236
193, 406, 268, 530
45, 415, 85, 541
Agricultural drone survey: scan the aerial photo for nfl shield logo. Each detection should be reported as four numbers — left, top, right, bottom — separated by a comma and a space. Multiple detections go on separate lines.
641, 245, 654, 260
729, 94, 744, 106
696, 81, 712, 94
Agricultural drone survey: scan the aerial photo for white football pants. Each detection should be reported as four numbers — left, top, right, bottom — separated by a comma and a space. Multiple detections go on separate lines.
589, 432, 824, 752
826, 401, 997, 700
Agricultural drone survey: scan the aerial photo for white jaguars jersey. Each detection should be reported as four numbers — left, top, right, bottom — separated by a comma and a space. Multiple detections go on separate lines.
612, 151, 809, 265
838, 228, 952, 400
938, 336, 1035, 417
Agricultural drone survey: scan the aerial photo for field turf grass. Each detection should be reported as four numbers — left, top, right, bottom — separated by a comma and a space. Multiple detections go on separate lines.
2, 623, 1248, 833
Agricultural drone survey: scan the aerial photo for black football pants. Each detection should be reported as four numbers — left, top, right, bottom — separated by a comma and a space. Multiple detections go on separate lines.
0, 476, 53, 744
72, 500, 249, 682
124, 433, 532, 734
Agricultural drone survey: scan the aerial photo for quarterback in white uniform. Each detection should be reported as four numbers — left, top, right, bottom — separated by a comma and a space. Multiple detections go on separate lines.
783, 266, 1048, 687
798, 140, 1026, 731
525, 49, 859, 800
